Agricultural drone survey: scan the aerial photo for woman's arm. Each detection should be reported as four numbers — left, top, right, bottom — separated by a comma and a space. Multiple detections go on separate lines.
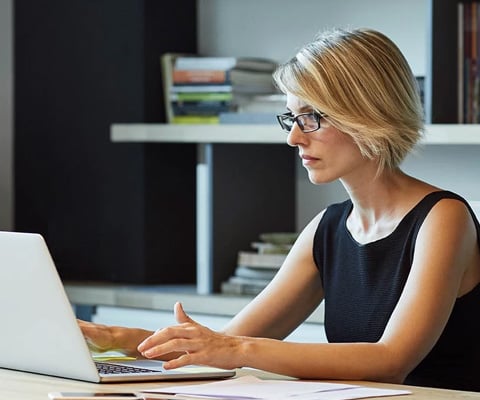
137, 199, 479, 383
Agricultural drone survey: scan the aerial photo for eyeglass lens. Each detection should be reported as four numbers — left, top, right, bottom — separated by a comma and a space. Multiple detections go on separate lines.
278, 113, 320, 133
297, 114, 319, 132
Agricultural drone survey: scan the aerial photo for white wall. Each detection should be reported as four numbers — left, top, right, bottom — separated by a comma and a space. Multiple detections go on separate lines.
198, 0, 428, 75
0, 0, 13, 230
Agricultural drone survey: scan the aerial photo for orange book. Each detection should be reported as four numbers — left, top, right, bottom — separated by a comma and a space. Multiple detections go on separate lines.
173, 69, 229, 84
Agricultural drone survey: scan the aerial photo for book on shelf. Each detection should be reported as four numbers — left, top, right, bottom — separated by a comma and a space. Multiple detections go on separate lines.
221, 280, 266, 296
236, 93, 287, 113
250, 241, 292, 255
237, 251, 287, 269
230, 69, 277, 94
171, 84, 233, 93
221, 266, 277, 296
234, 57, 278, 72
458, 2, 480, 123
172, 101, 231, 116
174, 56, 237, 71
171, 115, 220, 124
172, 92, 233, 102
221, 265, 276, 296
173, 69, 230, 85
161, 53, 180, 123
228, 275, 271, 287
234, 265, 278, 280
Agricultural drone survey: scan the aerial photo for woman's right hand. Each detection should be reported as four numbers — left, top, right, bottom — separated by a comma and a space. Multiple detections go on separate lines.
77, 319, 117, 353
77, 319, 153, 357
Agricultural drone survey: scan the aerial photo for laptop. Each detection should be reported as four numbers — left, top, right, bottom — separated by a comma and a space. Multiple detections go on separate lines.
0, 231, 235, 383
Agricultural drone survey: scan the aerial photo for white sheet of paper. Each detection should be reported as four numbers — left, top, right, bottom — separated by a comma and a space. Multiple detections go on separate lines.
142, 375, 411, 400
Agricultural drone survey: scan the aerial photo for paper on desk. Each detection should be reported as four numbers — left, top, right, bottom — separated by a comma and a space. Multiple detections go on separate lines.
142, 375, 411, 400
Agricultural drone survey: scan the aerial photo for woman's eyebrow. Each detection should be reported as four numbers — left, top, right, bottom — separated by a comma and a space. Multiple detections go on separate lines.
286, 105, 313, 114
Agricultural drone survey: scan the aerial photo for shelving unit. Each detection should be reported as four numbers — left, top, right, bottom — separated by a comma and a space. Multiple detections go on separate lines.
14, 1, 480, 298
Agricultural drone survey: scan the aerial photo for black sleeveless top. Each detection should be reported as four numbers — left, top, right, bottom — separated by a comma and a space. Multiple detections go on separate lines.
313, 191, 480, 391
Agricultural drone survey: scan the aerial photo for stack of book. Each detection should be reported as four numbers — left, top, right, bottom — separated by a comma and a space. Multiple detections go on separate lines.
161, 54, 237, 124
161, 54, 280, 124
221, 232, 298, 296
225, 57, 281, 119
230, 57, 278, 96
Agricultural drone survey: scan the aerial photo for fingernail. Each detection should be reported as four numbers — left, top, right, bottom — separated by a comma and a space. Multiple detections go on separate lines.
143, 350, 153, 357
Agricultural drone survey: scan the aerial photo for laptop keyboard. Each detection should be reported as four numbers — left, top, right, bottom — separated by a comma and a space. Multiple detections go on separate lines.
96, 361, 160, 375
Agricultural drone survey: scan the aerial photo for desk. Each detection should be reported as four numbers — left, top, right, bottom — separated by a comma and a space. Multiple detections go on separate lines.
1, 367, 479, 400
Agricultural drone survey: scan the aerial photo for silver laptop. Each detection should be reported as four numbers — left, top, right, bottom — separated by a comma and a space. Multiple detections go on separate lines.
0, 231, 235, 383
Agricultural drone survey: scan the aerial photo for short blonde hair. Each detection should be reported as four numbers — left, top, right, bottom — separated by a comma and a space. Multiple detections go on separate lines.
273, 28, 424, 173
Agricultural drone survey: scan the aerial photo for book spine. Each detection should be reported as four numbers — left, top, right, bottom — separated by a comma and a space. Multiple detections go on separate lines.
458, 3, 464, 123
237, 251, 286, 269
171, 92, 233, 102
171, 84, 233, 93
476, 3, 480, 123
172, 102, 232, 116
172, 115, 220, 124
472, 3, 478, 123
220, 281, 264, 296
173, 70, 230, 84
175, 56, 237, 71
160, 53, 177, 123
234, 265, 278, 280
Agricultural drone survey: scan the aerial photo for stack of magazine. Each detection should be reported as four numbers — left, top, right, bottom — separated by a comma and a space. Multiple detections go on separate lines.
221, 232, 298, 296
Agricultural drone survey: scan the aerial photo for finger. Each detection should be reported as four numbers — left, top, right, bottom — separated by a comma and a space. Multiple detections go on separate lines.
138, 325, 192, 354
174, 302, 194, 324
141, 338, 196, 359
163, 353, 193, 370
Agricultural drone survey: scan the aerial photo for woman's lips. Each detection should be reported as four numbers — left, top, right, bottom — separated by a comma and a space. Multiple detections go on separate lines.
301, 154, 319, 165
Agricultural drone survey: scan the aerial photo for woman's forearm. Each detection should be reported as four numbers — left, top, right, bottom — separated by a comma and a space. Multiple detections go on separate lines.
236, 337, 405, 383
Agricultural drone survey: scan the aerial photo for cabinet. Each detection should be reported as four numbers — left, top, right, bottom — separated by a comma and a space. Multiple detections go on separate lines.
14, 0, 199, 284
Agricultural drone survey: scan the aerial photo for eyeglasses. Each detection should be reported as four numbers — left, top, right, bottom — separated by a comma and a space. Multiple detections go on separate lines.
276, 111, 325, 133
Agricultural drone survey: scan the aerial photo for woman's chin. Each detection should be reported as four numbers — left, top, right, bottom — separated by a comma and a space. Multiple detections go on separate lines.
307, 171, 335, 185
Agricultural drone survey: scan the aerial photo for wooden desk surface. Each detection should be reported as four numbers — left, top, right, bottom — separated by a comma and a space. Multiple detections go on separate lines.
1, 367, 479, 400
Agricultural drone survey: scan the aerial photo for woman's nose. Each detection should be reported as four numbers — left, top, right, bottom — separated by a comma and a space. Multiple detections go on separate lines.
286, 124, 307, 147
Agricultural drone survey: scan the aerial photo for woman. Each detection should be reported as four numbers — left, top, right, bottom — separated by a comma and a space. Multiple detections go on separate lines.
80, 28, 480, 391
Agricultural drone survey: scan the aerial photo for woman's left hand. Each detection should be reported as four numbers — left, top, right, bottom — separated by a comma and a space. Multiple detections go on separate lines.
137, 302, 243, 370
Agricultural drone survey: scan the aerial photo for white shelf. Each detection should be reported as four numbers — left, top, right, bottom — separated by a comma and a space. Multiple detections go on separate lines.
423, 124, 480, 144
111, 123, 480, 145
111, 123, 285, 143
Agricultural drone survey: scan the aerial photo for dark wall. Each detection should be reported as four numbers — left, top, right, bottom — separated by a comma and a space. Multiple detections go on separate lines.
14, 0, 198, 283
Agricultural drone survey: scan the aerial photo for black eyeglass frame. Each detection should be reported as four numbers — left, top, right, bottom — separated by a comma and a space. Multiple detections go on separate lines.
276, 111, 326, 133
